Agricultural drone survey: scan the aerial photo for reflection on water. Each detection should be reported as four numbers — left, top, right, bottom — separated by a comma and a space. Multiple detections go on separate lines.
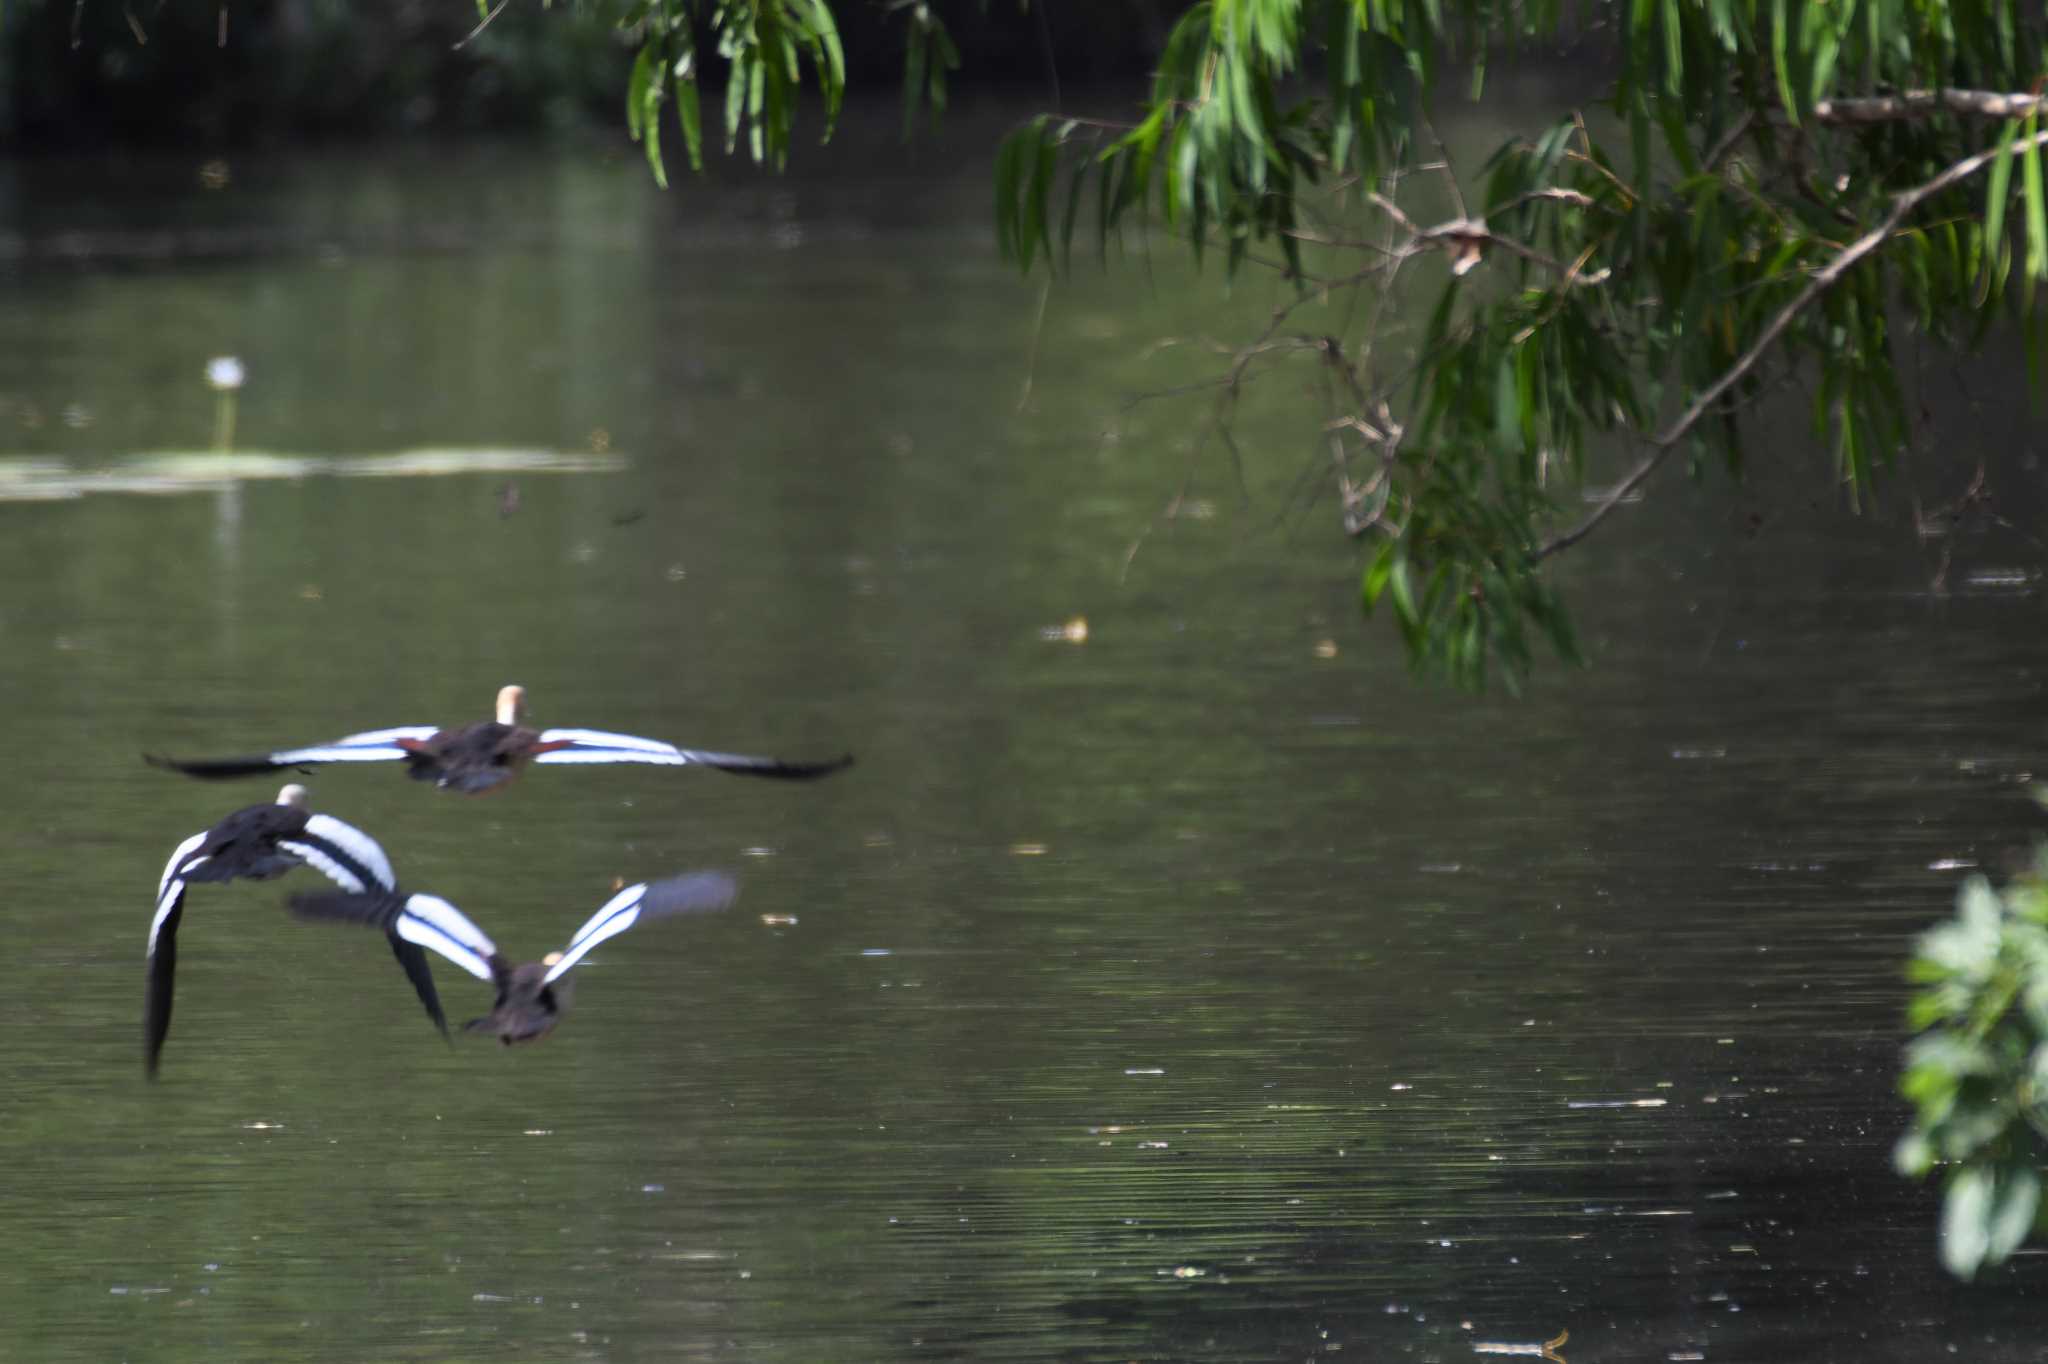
0, 448, 624, 502
0, 129, 2044, 1362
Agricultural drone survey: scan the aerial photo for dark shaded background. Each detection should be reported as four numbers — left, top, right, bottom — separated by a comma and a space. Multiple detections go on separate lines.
2, 0, 1183, 148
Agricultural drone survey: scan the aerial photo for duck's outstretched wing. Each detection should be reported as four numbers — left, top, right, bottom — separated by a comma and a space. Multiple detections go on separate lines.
146, 727, 443, 779
542, 871, 739, 985
276, 813, 397, 894
144, 831, 207, 1078
291, 890, 501, 985
529, 729, 853, 780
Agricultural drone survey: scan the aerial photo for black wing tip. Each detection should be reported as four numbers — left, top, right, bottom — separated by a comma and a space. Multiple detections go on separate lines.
732, 751, 855, 781
145, 751, 297, 780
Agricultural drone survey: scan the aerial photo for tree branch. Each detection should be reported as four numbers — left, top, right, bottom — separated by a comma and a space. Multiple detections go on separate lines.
1814, 89, 2047, 124
1537, 126, 2048, 561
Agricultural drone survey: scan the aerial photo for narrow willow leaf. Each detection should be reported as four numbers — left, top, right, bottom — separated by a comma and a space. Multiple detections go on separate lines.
1362, 541, 1397, 611
1770, 0, 1799, 125
675, 67, 704, 174
2023, 113, 2047, 283
1981, 118, 2021, 301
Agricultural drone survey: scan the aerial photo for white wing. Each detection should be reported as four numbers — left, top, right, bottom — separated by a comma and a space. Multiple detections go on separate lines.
543, 883, 650, 983
295, 813, 398, 892
393, 893, 500, 983
269, 726, 441, 765
530, 729, 690, 765
149, 831, 207, 958
530, 729, 849, 779
543, 871, 739, 985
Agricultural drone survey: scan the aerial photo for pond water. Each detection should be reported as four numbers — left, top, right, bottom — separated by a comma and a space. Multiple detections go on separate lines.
3, 106, 2047, 1362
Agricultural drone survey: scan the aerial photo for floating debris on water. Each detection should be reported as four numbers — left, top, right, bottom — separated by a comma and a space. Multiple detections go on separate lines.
1168, 1265, 1206, 1279
1125, 1067, 1165, 1076
741, 846, 777, 858
1927, 858, 1977, 871
1040, 616, 1089, 643
861, 948, 892, 957
1565, 1098, 1668, 1109
1009, 842, 1049, 856
1473, 1327, 1569, 1360
760, 914, 798, 927
1313, 638, 1338, 659
240, 1120, 284, 1131
523, 1129, 553, 1137
1670, 747, 1727, 760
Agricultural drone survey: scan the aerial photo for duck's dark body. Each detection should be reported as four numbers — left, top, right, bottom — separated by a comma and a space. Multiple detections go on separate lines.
147, 788, 445, 1078
396, 722, 559, 794
168, 801, 316, 884
467, 958, 572, 1044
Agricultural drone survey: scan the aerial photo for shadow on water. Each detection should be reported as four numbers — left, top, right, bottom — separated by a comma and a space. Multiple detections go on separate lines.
2, 100, 2046, 1361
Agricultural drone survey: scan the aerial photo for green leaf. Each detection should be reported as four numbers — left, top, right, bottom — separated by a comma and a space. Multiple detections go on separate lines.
1362, 541, 1397, 611
2023, 113, 2047, 283
1990, 1166, 2043, 1265
1941, 1165, 1994, 1279
1982, 118, 2022, 300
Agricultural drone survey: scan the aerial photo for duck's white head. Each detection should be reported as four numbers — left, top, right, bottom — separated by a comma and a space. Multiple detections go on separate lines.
496, 683, 526, 727
276, 783, 310, 808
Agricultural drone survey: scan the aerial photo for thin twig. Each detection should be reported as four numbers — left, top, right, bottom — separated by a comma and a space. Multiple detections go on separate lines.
454, 0, 511, 51
1538, 126, 2048, 560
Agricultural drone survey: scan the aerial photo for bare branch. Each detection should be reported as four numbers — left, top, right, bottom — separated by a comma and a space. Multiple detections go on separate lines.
1814, 89, 2048, 124
454, 0, 511, 50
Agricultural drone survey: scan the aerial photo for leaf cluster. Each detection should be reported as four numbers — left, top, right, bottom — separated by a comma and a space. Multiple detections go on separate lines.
993, 1, 2048, 690
613, 0, 846, 187
1897, 851, 2048, 1279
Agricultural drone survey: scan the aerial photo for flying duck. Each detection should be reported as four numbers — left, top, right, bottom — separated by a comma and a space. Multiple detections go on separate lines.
148, 784, 447, 1078
289, 871, 738, 1044
146, 684, 852, 795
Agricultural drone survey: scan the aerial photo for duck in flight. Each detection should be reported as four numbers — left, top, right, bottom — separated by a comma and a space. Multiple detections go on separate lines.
290, 871, 738, 1044
148, 784, 446, 1077
146, 684, 853, 795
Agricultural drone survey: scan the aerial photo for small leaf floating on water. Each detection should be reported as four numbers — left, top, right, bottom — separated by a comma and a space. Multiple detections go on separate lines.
1313, 638, 1338, 659
1009, 842, 1048, 856
1039, 616, 1088, 643
760, 914, 798, 926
